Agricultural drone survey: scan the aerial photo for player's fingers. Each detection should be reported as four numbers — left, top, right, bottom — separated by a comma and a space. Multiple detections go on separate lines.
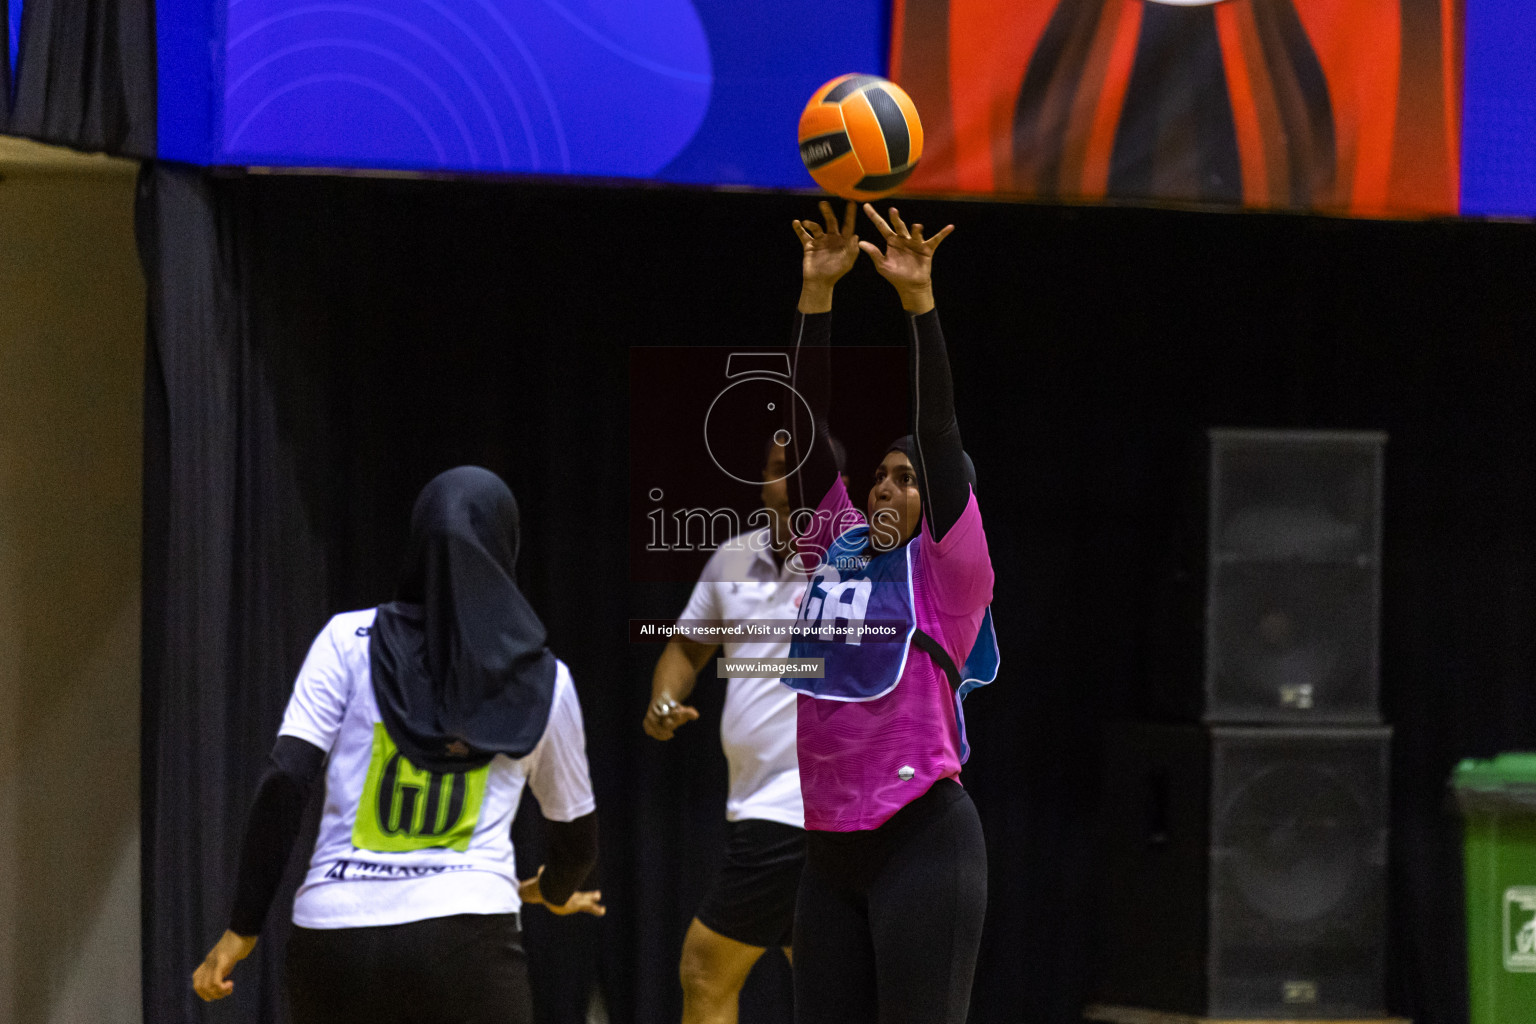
911, 223, 924, 242
554, 890, 599, 916
928, 224, 955, 250
819, 200, 839, 235
804, 220, 825, 238
889, 207, 910, 238
841, 200, 857, 237
857, 240, 882, 259
792, 220, 813, 246
862, 202, 896, 239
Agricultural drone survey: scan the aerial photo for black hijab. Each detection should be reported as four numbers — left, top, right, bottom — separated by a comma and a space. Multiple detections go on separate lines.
370, 466, 558, 773
884, 435, 978, 495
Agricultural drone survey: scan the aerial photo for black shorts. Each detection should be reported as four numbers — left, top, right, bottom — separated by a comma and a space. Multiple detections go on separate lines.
696, 818, 807, 949
286, 913, 531, 1024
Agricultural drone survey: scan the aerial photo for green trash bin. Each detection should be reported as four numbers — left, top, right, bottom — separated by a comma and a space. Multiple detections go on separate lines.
1453, 753, 1536, 1024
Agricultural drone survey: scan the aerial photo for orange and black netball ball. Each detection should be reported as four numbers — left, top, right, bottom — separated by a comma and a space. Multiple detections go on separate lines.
798, 74, 924, 200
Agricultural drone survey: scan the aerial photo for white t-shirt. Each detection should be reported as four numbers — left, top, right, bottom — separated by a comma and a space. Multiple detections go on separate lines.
279, 608, 596, 929
679, 529, 804, 828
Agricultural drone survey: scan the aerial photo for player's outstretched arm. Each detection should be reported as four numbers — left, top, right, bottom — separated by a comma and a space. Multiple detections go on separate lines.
862, 203, 968, 540
787, 203, 851, 515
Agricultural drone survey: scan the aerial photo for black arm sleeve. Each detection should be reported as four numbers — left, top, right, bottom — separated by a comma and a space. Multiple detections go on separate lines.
227, 735, 326, 936
536, 811, 599, 907
787, 311, 841, 515
909, 309, 970, 542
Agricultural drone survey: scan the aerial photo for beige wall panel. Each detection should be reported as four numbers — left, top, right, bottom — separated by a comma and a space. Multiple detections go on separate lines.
0, 147, 144, 1024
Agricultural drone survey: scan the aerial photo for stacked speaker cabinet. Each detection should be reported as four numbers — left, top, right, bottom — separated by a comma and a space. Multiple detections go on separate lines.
1152, 429, 1386, 724
1097, 430, 1393, 1021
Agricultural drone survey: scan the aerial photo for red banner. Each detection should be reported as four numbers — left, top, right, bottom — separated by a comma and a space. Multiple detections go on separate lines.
891, 0, 1462, 216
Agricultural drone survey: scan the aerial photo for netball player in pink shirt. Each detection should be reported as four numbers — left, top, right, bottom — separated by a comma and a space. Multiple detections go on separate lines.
777, 201, 998, 1024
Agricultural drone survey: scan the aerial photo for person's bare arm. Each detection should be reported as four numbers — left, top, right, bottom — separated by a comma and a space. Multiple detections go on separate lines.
642, 635, 716, 740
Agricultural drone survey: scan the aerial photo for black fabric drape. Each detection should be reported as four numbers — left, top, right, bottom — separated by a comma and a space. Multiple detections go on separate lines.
141, 164, 1536, 1024
6, 0, 153, 155
139, 164, 334, 1024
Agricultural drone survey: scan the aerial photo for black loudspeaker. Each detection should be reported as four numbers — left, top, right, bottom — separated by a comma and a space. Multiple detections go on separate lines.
1154, 429, 1386, 723
1096, 722, 1391, 1019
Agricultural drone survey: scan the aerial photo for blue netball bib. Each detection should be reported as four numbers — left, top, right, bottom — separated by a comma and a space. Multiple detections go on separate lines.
783, 525, 1000, 758
784, 525, 916, 701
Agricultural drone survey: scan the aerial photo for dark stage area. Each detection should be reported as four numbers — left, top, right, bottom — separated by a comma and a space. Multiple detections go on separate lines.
139, 166, 1536, 1024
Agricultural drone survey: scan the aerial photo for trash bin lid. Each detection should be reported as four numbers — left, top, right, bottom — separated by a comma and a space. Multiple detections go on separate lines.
1452, 753, 1536, 815
1454, 753, 1536, 788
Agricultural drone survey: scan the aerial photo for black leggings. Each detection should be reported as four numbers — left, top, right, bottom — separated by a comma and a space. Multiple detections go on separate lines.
792, 779, 987, 1024
286, 913, 531, 1024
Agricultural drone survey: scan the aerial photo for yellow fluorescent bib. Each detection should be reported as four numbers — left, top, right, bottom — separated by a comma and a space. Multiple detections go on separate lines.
353, 724, 490, 853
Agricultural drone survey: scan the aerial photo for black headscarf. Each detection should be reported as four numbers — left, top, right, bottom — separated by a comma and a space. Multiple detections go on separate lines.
885, 435, 978, 495
370, 466, 558, 773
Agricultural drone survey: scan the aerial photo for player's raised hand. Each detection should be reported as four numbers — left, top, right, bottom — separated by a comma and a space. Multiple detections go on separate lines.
793, 200, 860, 287
859, 203, 953, 313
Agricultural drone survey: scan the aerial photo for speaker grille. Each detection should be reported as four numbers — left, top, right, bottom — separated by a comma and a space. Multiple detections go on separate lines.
1210, 432, 1382, 564
1205, 562, 1379, 720
1208, 727, 1390, 1017
1218, 764, 1374, 925
1203, 430, 1385, 722
1094, 723, 1391, 1019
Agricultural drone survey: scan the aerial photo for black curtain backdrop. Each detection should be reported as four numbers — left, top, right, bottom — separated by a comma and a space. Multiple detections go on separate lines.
140, 163, 1536, 1024
3, 0, 153, 155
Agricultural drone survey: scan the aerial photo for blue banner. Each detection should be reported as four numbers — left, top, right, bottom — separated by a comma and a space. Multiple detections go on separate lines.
7, 0, 21, 96
1462, 0, 1536, 217
161, 0, 885, 188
